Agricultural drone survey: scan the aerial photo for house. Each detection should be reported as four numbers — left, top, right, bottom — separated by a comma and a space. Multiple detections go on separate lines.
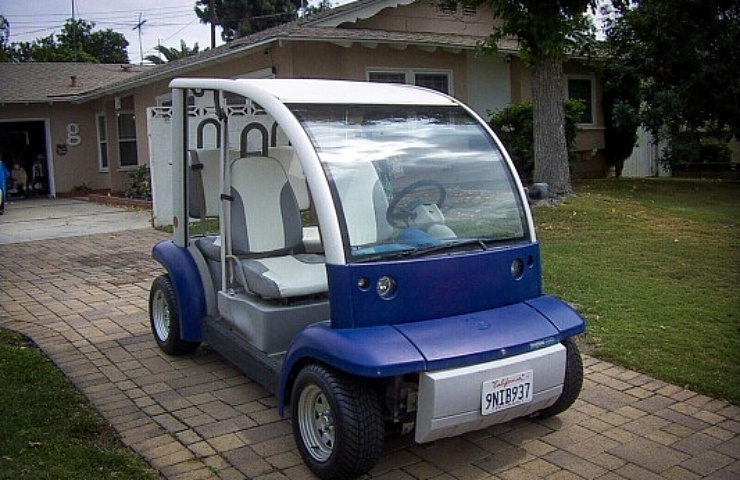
0, 63, 151, 195
0, 0, 606, 198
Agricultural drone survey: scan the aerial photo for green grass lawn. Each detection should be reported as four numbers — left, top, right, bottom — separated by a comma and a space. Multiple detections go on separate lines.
534, 178, 740, 404
0, 329, 161, 480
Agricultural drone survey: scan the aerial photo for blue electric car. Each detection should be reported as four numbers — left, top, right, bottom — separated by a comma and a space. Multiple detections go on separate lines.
149, 78, 585, 480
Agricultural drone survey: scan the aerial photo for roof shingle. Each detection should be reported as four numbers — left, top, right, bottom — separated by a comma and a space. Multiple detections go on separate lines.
0, 63, 151, 104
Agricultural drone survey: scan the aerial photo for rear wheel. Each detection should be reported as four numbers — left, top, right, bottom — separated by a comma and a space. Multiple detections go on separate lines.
291, 364, 385, 480
149, 274, 200, 355
536, 339, 583, 418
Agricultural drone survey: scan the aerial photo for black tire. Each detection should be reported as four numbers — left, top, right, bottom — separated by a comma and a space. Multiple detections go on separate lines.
149, 274, 200, 355
536, 339, 583, 418
291, 364, 385, 480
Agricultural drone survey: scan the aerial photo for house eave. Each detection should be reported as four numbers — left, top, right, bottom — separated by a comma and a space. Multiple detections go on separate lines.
303, 0, 418, 27
73, 38, 279, 103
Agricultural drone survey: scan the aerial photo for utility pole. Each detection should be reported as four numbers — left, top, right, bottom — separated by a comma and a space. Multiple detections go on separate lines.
209, 0, 216, 49
132, 12, 147, 65
71, 0, 77, 61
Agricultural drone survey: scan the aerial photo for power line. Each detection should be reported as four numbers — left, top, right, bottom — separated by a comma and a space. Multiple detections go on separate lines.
5, 4, 208, 56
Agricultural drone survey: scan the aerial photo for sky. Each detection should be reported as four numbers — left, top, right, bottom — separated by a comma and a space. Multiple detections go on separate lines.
2, 0, 226, 65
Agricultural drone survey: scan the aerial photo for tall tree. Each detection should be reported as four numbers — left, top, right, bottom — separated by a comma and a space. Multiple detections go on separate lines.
4, 18, 129, 63
57, 19, 129, 63
145, 40, 206, 64
195, 0, 302, 42
443, 0, 596, 195
304, 0, 334, 16
605, 0, 739, 165
0, 16, 10, 62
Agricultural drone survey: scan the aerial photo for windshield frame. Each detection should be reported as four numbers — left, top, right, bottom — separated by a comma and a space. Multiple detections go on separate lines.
289, 103, 531, 263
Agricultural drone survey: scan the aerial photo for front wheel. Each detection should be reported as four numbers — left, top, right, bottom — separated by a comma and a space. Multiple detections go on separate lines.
149, 274, 200, 355
291, 364, 385, 480
536, 339, 583, 418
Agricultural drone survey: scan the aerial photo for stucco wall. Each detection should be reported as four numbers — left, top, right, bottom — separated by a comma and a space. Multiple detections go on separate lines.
285, 41, 468, 98
53, 102, 108, 193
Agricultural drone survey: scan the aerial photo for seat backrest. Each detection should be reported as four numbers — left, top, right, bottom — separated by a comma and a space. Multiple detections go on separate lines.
332, 161, 393, 246
189, 149, 221, 219
268, 146, 310, 211
189, 149, 241, 219
230, 156, 303, 255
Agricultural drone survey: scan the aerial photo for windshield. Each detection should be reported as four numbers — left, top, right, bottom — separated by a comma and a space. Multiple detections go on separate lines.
290, 104, 528, 261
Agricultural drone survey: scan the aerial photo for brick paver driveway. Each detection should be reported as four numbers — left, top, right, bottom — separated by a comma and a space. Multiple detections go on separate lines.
0, 225, 738, 479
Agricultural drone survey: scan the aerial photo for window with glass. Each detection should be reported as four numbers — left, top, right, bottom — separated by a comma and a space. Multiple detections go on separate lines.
414, 73, 449, 94
96, 113, 109, 171
368, 70, 451, 94
117, 112, 138, 168
567, 78, 594, 124
290, 104, 527, 262
368, 71, 406, 84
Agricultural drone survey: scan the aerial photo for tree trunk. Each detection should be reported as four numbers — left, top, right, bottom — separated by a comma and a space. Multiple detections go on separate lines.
531, 56, 573, 196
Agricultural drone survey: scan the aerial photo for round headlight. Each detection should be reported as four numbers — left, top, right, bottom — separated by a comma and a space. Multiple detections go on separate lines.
376, 276, 397, 299
511, 258, 524, 279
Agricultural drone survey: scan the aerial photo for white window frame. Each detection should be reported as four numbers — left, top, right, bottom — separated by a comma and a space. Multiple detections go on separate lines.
96, 113, 109, 172
117, 111, 138, 170
565, 75, 596, 126
367, 68, 454, 95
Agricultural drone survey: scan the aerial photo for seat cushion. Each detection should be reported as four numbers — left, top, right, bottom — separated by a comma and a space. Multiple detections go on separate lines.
239, 254, 327, 299
196, 235, 221, 261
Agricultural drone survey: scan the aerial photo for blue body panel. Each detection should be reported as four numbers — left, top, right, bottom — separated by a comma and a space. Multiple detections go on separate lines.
394, 300, 562, 371
152, 240, 206, 342
278, 322, 427, 413
278, 292, 585, 412
525, 295, 585, 339
327, 243, 542, 329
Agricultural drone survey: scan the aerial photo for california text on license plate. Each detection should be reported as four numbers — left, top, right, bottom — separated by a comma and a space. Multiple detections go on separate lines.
481, 370, 533, 415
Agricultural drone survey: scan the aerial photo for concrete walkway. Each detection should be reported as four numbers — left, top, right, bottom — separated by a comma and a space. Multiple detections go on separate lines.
0, 197, 151, 244
0, 200, 737, 479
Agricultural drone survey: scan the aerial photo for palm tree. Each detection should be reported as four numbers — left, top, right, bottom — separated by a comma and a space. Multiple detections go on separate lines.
145, 40, 206, 64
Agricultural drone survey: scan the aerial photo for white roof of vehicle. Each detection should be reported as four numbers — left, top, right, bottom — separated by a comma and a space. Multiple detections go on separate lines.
169, 78, 458, 106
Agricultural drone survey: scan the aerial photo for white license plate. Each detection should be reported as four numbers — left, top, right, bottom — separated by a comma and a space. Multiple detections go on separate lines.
481, 370, 533, 415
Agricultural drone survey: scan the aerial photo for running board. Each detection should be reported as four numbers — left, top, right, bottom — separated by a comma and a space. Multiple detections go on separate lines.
202, 317, 282, 395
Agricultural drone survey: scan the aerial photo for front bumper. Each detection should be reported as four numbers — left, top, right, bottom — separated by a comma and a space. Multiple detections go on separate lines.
415, 343, 565, 443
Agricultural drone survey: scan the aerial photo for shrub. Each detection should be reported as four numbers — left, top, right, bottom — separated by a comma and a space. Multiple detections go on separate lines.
661, 131, 732, 167
125, 165, 151, 200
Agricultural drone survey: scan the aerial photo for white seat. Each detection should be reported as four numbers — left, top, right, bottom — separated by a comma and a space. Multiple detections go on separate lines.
239, 254, 326, 298
268, 146, 310, 210
228, 156, 327, 299
332, 160, 393, 246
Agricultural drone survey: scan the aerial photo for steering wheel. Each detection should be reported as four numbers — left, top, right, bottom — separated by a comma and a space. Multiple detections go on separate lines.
386, 180, 447, 228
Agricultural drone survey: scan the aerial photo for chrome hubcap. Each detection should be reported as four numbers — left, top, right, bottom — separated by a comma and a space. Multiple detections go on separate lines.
297, 384, 334, 462
151, 290, 170, 342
